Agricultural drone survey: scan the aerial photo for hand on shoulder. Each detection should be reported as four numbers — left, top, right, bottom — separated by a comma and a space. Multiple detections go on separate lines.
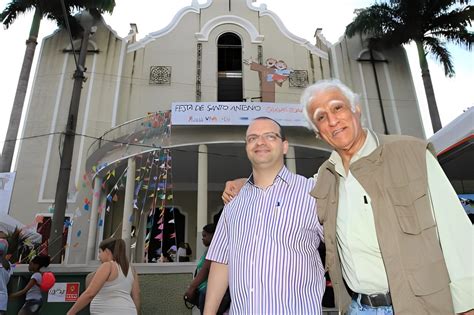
222, 178, 246, 204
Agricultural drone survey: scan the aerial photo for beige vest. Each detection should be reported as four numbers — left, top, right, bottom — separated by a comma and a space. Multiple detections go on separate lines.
311, 134, 454, 314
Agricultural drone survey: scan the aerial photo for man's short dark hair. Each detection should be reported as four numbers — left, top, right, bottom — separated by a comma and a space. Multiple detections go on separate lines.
252, 116, 286, 141
203, 223, 216, 234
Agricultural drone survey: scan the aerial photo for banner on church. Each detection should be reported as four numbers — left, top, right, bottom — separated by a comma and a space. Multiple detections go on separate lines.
171, 102, 307, 126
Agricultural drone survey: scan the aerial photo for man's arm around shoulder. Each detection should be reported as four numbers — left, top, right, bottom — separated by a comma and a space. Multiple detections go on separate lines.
204, 262, 229, 315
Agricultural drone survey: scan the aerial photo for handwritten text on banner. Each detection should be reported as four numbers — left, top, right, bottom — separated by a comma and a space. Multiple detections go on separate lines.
171, 102, 308, 127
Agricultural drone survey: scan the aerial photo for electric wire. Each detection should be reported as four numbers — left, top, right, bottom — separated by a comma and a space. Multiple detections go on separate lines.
0, 131, 329, 161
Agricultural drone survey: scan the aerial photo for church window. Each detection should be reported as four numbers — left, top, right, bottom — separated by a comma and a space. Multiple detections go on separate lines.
217, 33, 243, 101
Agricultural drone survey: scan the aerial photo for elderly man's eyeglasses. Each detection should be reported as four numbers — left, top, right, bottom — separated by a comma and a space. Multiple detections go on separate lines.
246, 132, 282, 144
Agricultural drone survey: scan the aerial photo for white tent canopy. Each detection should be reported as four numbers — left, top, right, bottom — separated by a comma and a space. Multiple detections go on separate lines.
429, 107, 473, 199
429, 107, 473, 155
0, 213, 42, 243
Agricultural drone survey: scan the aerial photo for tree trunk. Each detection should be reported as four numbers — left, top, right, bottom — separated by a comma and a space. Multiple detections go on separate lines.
415, 40, 442, 133
0, 9, 41, 172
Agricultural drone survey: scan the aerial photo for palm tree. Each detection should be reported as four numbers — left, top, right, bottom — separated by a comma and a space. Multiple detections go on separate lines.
3, 227, 37, 263
345, 0, 473, 133
0, 0, 115, 173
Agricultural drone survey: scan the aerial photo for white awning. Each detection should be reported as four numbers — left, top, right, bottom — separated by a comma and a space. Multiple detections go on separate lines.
0, 213, 42, 243
429, 107, 473, 155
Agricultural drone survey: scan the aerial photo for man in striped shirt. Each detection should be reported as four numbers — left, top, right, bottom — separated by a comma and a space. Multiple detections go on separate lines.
204, 117, 325, 315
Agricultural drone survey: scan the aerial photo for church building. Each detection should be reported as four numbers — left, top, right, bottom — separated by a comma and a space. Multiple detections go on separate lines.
10, 0, 424, 264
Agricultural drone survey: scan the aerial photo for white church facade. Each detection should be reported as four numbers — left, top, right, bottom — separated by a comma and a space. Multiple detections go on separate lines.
10, 0, 424, 264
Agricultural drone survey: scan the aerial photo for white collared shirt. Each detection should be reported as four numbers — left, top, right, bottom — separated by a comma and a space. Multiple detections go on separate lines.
328, 130, 474, 312
207, 167, 325, 314
330, 130, 390, 294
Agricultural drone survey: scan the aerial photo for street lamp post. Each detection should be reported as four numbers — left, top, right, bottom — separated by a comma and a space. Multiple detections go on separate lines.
48, 12, 94, 263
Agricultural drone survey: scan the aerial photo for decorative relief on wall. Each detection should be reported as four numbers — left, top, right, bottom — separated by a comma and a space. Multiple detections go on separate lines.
245, 57, 293, 102
289, 70, 309, 88
149, 66, 172, 85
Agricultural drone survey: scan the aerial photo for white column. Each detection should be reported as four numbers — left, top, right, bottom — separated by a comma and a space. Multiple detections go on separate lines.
86, 176, 102, 262
135, 209, 148, 263
196, 144, 208, 259
286, 146, 297, 173
95, 190, 107, 250
122, 157, 136, 257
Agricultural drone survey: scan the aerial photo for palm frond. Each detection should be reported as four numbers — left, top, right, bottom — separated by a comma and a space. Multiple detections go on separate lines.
429, 5, 474, 31
424, 37, 455, 76
0, 0, 36, 28
2, 0, 115, 31
431, 28, 474, 49
424, 0, 470, 18
346, 3, 401, 38
39, 0, 114, 15
3, 227, 37, 264
347, 0, 471, 78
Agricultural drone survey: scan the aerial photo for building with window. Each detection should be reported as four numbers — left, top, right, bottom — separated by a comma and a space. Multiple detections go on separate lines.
10, 0, 424, 263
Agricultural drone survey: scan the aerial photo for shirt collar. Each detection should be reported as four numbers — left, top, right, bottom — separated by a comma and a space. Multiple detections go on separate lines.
328, 129, 379, 176
247, 165, 291, 186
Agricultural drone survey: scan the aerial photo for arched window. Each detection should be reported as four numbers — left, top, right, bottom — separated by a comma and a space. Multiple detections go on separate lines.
217, 33, 243, 101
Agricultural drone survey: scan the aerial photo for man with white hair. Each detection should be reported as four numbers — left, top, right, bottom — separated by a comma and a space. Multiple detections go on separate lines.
223, 79, 473, 314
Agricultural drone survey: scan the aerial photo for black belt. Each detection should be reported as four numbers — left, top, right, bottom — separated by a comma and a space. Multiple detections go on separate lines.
353, 292, 392, 307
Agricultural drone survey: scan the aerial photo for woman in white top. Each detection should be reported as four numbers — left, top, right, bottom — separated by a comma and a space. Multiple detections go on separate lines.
67, 238, 140, 315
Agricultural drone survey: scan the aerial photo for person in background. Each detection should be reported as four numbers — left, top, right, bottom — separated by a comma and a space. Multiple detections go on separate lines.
9, 255, 50, 315
0, 240, 12, 315
177, 242, 192, 262
67, 238, 140, 315
184, 224, 218, 314
159, 251, 173, 262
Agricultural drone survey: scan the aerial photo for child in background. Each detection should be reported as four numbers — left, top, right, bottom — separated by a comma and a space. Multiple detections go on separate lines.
0, 239, 12, 315
177, 242, 192, 262
9, 255, 50, 315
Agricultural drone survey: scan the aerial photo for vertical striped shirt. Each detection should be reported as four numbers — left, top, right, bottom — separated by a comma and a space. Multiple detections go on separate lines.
207, 166, 325, 314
